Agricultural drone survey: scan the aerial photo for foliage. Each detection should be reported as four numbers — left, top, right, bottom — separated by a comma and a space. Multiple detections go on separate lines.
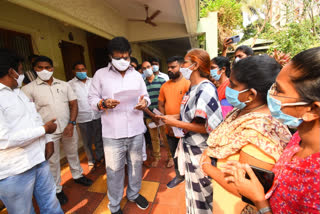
261, 18, 320, 56
269, 49, 291, 67
200, 0, 242, 45
241, 21, 272, 42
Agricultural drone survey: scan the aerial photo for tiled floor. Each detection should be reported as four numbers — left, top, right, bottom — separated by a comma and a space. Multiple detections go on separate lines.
1, 145, 186, 214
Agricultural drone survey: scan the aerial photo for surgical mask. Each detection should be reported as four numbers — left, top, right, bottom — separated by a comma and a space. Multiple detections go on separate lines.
267, 91, 308, 128
37, 69, 53, 81
180, 64, 194, 80
143, 68, 153, 78
152, 65, 159, 72
111, 58, 130, 71
210, 68, 221, 81
234, 57, 241, 63
225, 86, 250, 109
76, 72, 87, 80
13, 70, 24, 88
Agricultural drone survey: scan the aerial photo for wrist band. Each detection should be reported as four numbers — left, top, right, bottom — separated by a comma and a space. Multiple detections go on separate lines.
257, 206, 271, 214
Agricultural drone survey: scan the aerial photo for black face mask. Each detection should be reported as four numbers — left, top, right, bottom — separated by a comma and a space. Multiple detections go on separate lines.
168, 71, 180, 80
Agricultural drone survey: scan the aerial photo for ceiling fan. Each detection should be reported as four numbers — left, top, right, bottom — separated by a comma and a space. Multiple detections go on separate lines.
128, 4, 161, 27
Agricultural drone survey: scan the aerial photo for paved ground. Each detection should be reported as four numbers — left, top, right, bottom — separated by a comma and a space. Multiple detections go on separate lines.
1, 145, 186, 214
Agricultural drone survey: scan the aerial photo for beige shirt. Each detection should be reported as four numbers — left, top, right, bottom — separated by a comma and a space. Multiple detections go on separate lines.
22, 77, 77, 134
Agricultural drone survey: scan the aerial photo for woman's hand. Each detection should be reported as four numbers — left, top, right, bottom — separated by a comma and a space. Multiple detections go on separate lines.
156, 115, 179, 127
221, 161, 266, 204
200, 149, 212, 176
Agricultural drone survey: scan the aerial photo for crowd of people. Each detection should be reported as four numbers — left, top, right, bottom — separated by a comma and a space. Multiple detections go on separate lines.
0, 35, 319, 214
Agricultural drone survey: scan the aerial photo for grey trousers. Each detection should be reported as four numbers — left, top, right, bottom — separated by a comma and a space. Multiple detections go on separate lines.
78, 118, 104, 165
103, 134, 143, 213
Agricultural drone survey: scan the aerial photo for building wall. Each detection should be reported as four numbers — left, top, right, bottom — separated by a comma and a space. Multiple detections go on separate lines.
0, 1, 93, 79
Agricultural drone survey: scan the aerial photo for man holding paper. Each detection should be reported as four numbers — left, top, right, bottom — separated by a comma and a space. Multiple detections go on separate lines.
88, 37, 150, 214
141, 60, 172, 168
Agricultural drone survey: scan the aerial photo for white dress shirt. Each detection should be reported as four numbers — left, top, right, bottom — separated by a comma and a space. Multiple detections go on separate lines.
0, 83, 49, 180
158, 72, 169, 81
88, 64, 150, 139
68, 77, 100, 123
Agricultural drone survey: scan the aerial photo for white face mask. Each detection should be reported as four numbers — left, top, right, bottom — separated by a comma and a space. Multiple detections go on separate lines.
13, 70, 24, 88
143, 68, 153, 78
234, 57, 241, 63
111, 58, 130, 72
37, 69, 53, 81
180, 64, 194, 80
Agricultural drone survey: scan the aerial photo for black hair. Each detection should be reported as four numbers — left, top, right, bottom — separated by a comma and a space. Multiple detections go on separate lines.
72, 61, 86, 70
33, 55, 53, 67
107, 37, 131, 55
28, 54, 39, 62
290, 47, 320, 103
235, 45, 254, 56
0, 48, 23, 78
136, 64, 142, 71
232, 55, 281, 102
211, 56, 231, 77
130, 57, 138, 66
150, 57, 160, 63
167, 56, 184, 64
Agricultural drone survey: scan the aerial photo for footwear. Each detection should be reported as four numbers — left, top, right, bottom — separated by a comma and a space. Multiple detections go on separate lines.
167, 176, 185, 189
166, 158, 174, 168
111, 209, 123, 214
74, 175, 93, 186
151, 158, 160, 168
56, 190, 68, 205
129, 194, 149, 210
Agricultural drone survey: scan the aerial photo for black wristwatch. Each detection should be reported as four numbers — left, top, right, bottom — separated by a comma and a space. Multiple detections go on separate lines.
69, 120, 76, 125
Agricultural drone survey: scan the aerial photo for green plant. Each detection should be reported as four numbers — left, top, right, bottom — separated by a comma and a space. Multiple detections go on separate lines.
200, 0, 242, 46
261, 18, 320, 56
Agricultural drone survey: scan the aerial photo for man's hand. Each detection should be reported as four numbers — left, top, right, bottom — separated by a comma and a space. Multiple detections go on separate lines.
63, 124, 74, 137
135, 95, 147, 110
104, 99, 120, 109
223, 38, 233, 51
151, 114, 160, 125
45, 141, 54, 160
43, 119, 57, 134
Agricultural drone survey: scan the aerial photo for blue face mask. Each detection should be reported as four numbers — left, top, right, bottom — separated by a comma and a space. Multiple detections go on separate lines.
152, 65, 159, 72
225, 87, 250, 109
210, 68, 221, 81
267, 91, 308, 128
76, 72, 87, 80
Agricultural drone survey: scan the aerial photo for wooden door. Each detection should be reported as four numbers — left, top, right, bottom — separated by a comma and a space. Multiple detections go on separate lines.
59, 40, 84, 81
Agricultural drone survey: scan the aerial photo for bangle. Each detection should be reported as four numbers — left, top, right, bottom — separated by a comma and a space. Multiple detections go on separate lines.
257, 207, 271, 214
201, 162, 211, 167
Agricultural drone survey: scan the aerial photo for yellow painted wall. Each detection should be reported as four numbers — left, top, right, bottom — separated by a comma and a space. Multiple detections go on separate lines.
0, 1, 93, 80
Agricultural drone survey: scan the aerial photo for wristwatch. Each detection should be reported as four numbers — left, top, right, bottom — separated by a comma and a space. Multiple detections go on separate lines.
69, 120, 76, 125
257, 207, 271, 214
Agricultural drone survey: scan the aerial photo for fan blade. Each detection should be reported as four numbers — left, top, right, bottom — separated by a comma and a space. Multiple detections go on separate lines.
148, 21, 157, 27
149, 10, 161, 20
128, 18, 146, 22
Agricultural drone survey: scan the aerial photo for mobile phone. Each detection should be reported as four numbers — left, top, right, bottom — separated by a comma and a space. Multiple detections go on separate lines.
241, 165, 274, 206
229, 35, 240, 44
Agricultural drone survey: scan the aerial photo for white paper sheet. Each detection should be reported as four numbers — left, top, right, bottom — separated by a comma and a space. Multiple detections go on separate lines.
113, 90, 140, 111
172, 126, 185, 138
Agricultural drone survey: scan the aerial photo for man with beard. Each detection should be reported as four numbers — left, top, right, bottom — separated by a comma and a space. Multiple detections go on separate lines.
158, 56, 190, 189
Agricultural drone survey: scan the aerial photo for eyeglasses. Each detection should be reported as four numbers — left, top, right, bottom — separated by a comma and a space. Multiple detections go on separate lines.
269, 83, 300, 100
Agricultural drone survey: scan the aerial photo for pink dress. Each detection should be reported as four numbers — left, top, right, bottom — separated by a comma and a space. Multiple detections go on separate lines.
268, 132, 320, 213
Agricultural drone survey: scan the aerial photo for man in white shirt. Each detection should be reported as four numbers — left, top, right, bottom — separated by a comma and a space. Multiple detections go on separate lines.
150, 57, 169, 81
68, 62, 104, 169
22, 56, 92, 205
88, 37, 150, 214
0, 49, 63, 214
